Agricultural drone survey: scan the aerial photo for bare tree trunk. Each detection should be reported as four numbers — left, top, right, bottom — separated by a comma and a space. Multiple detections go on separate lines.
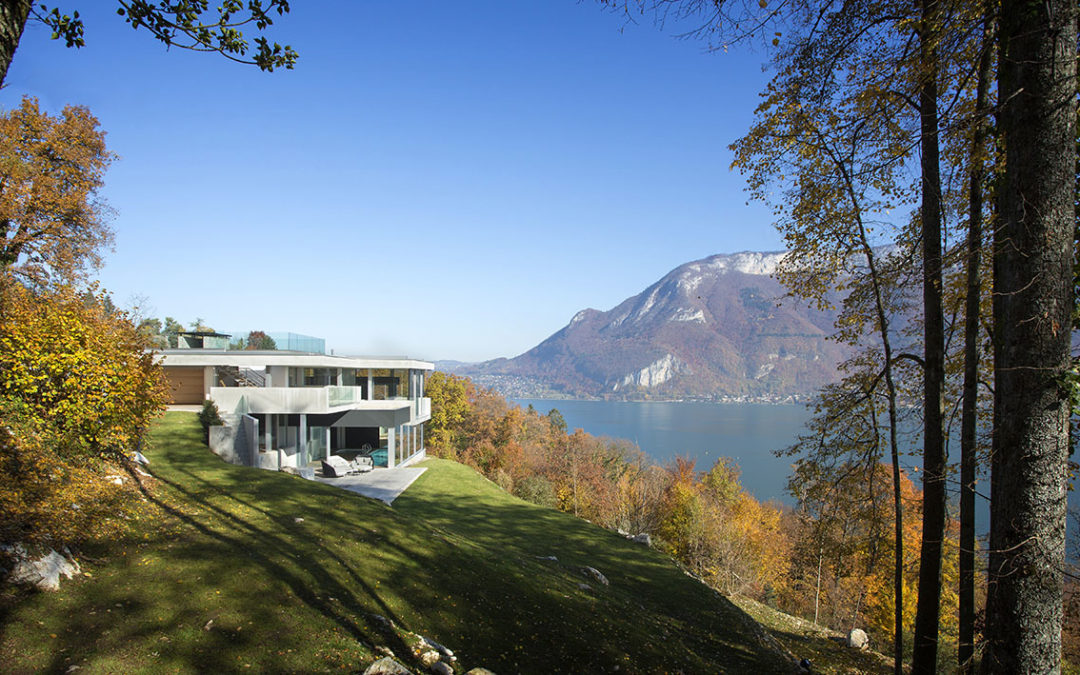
958, 14, 993, 673
814, 544, 823, 625
859, 241, 904, 674
981, 0, 1077, 672
912, 0, 947, 672
0, 0, 31, 88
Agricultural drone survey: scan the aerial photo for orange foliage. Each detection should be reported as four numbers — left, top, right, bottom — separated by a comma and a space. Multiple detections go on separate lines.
781, 462, 963, 647
0, 97, 115, 287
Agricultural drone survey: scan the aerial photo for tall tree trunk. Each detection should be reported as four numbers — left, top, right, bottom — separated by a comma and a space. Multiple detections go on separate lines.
814, 113, 907, 672
858, 236, 904, 673
958, 15, 992, 673
912, 0, 947, 672
0, 0, 32, 88
982, 0, 1077, 671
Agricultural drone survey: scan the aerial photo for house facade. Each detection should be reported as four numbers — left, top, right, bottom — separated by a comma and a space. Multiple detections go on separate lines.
161, 336, 433, 472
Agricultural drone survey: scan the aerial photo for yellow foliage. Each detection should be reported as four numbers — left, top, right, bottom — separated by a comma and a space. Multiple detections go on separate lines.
0, 282, 169, 460
0, 400, 146, 549
0, 282, 167, 550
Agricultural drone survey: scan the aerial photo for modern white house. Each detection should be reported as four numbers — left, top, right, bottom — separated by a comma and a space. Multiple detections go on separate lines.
161, 332, 433, 473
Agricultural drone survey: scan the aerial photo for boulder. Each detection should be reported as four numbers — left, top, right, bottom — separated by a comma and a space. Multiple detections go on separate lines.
465, 669, 498, 675
846, 628, 869, 650
370, 613, 397, 629
363, 657, 412, 675
430, 662, 453, 675
8, 547, 81, 591
632, 533, 652, 547
419, 636, 454, 659
581, 566, 609, 586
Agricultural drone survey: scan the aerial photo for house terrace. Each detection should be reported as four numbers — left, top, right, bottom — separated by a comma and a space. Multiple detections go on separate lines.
162, 339, 433, 473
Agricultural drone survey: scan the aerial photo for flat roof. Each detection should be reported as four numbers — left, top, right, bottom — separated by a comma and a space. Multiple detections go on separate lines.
158, 350, 433, 371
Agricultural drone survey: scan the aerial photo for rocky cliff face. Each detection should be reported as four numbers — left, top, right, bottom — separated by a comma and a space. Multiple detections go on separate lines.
458, 252, 851, 401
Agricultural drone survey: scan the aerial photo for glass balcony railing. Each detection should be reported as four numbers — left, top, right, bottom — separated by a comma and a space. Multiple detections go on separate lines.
213, 386, 431, 419
328, 386, 362, 406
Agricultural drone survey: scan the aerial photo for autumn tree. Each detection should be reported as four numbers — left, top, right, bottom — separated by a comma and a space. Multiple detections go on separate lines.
633, 0, 992, 667
731, 14, 921, 661
0, 0, 297, 87
245, 330, 276, 350
952, 8, 995, 669
0, 283, 168, 460
0, 282, 169, 552
0, 96, 114, 289
425, 371, 470, 459
0, 397, 146, 551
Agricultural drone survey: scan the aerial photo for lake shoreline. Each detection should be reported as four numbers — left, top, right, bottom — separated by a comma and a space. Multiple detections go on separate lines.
508, 395, 813, 406
511, 398, 812, 505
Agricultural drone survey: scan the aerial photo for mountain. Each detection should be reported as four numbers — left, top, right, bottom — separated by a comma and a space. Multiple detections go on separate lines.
460, 251, 850, 401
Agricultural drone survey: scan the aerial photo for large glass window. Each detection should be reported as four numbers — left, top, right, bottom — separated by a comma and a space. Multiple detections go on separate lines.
371, 369, 409, 399
303, 368, 333, 386
372, 369, 392, 400
342, 369, 368, 398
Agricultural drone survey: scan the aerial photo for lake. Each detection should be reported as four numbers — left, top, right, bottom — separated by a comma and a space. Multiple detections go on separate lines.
513, 399, 813, 505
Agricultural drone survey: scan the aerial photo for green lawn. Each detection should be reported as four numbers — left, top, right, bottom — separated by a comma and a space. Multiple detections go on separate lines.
0, 412, 792, 673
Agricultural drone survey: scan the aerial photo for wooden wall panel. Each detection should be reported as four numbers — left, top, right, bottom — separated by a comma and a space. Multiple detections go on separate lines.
166, 367, 205, 404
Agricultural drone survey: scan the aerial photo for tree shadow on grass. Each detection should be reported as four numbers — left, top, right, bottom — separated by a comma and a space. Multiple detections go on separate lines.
0, 420, 427, 673
0, 416, 790, 674
151, 441, 782, 672
24, 470, 420, 674
394, 461, 794, 673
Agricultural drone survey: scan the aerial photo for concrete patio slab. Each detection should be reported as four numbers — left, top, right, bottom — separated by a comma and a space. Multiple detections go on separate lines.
314, 467, 427, 504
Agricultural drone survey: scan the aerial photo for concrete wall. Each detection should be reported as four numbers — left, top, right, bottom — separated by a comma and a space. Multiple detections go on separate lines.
255, 445, 300, 470
207, 414, 260, 467
209, 424, 244, 464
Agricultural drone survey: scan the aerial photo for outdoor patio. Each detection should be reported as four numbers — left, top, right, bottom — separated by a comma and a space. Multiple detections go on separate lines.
313, 466, 427, 504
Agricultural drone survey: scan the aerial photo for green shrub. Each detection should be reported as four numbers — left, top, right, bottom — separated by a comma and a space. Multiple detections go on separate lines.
197, 399, 224, 443
514, 475, 557, 508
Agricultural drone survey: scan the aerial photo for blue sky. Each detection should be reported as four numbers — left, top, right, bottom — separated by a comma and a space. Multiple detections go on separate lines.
1, 1, 783, 362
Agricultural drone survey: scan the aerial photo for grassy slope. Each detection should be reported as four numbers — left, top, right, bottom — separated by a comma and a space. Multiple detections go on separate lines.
0, 412, 792, 674
731, 596, 893, 674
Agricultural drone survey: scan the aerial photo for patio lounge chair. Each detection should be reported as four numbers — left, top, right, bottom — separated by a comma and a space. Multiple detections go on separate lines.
321, 455, 355, 478
351, 455, 374, 473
